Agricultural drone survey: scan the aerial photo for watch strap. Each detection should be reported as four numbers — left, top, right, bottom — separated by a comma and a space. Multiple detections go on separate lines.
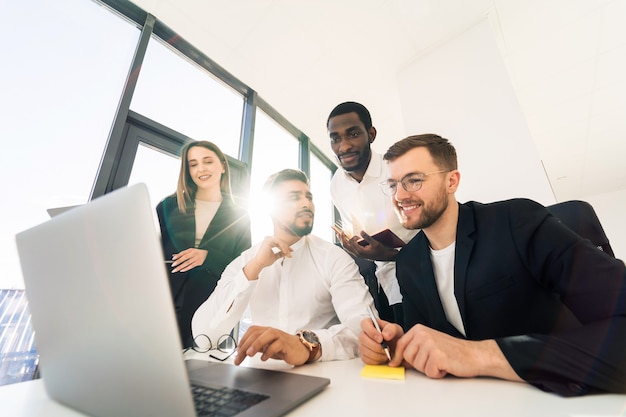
297, 330, 321, 363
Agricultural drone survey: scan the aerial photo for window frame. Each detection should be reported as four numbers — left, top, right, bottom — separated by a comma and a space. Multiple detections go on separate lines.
92, 0, 336, 202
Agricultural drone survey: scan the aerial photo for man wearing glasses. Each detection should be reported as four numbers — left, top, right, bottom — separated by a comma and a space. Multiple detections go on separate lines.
359, 134, 626, 396
192, 169, 375, 366
327, 102, 417, 327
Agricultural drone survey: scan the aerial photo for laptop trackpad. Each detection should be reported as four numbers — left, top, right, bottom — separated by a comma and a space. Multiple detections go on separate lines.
186, 359, 330, 399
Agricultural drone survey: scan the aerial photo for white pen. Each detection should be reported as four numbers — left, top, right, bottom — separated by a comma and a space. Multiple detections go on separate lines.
366, 305, 391, 362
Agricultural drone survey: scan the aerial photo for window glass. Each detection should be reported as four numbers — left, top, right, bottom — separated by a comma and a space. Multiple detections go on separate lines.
127, 143, 181, 231
130, 38, 243, 158
309, 155, 334, 242
0, 0, 139, 289
248, 110, 300, 241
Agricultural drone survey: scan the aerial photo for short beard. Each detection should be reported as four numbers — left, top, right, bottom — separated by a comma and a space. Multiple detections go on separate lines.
341, 134, 372, 173
342, 153, 369, 173
414, 201, 446, 229
399, 187, 448, 230
287, 223, 313, 237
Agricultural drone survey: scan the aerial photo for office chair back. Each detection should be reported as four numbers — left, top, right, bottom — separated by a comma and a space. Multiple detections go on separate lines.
547, 200, 615, 258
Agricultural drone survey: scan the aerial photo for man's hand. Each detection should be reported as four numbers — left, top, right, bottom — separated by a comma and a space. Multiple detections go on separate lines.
359, 317, 404, 365
171, 248, 208, 273
333, 228, 398, 261
243, 237, 293, 280
234, 326, 311, 366
390, 324, 522, 381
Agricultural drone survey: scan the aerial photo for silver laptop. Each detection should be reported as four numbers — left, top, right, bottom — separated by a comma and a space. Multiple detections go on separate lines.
16, 183, 329, 417
46, 204, 81, 218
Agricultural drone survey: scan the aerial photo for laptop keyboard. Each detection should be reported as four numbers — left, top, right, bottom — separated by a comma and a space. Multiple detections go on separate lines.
191, 384, 269, 416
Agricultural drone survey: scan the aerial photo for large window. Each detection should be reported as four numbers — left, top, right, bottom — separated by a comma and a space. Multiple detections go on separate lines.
130, 36, 244, 158
309, 154, 335, 242
248, 110, 301, 241
127, 143, 181, 229
0, 0, 139, 289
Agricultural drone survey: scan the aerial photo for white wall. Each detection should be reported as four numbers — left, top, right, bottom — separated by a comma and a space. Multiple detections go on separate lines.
396, 18, 555, 206
585, 189, 626, 261
394, 17, 626, 263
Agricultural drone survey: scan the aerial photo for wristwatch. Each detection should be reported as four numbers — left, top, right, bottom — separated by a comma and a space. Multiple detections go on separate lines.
296, 330, 321, 363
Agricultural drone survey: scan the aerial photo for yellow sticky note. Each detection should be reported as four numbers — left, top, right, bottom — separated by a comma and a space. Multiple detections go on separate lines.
360, 364, 405, 380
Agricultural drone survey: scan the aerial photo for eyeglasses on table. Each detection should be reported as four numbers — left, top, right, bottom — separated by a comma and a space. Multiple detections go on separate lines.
183, 333, 237, 362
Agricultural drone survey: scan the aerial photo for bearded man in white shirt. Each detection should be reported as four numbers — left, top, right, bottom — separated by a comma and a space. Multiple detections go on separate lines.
192, 169, 375, 366
328, 102, 418, 327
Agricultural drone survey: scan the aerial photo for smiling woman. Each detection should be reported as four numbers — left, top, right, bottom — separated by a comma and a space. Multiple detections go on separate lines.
156, 141, 252, 348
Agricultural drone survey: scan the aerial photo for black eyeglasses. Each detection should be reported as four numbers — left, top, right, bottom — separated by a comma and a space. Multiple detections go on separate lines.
183, 333, 238, 362
380, 170, 451, 196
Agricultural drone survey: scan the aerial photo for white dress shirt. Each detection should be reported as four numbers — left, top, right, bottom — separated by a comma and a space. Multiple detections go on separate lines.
191, 234, 375, 361
330, 151, 418, 304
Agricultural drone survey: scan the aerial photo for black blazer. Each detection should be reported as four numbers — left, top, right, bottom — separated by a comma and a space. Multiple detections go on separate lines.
397, 198, 626, 396
156, 194, 251, 347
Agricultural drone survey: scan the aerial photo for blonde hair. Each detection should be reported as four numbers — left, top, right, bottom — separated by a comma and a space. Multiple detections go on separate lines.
176, 141, 233, 213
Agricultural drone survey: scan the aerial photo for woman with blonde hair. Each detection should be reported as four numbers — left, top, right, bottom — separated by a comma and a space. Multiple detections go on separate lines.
157, 140, 251, 348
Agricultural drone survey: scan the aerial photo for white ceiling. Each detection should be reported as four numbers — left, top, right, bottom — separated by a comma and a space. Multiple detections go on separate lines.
129, 0, 626, 202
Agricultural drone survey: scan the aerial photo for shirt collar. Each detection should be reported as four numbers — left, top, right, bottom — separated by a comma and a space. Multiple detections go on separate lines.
289, 235, 308, 252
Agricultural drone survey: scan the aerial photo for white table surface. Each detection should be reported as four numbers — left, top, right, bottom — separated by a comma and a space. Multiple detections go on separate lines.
1, 354, 625, 417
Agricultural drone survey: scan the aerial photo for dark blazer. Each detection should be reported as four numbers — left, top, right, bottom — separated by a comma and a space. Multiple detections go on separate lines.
156, 194, 251, 347
396, 198, 626, 396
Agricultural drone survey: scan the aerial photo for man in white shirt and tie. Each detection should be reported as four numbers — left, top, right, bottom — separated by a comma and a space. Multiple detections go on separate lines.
192, 169, 375, 366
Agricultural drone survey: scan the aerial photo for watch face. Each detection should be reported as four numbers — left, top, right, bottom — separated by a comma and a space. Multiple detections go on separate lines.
302, 330, 319, 345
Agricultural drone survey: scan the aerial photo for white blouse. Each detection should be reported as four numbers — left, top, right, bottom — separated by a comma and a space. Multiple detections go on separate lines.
194, 199, 221, 247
